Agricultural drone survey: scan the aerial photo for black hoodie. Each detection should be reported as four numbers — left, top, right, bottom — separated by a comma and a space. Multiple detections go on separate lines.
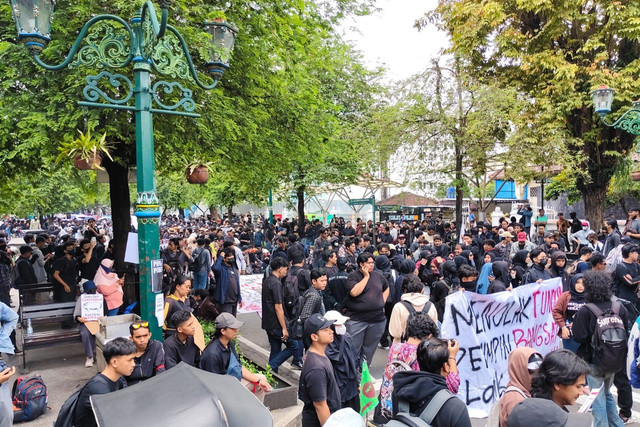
392, 371, 472, 427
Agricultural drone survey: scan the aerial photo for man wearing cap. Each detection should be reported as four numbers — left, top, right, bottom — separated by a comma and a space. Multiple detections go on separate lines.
200, 313, 271, 403
495, 231, 513, 259
537, 231, 556, 254
509, 232, 535, 259
299, 313, 341, 427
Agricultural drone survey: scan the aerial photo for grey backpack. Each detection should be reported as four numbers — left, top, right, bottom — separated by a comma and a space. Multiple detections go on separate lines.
387, 389, 454, 427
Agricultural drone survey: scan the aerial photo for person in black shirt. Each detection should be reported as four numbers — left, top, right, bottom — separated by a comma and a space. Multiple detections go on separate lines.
53, 241, 79, 303
298, 313, 341, 427
78, 239, 99, 282
345, 253, 389, 367
200, 313, 271, 403
614, 244, 640, 311
15, 246, 37, 285
73, 337, 135, 427
125, 321, 166, 385
163, 310, 200, 369
261, 257, 298, 373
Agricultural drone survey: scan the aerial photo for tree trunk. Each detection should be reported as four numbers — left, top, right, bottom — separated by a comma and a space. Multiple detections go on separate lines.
227, 205, 233, 219
209, 205, 219, 221
455, 147, 463, 237
103, 159, 131, 272
583, 185, 606, 231
620, 198, 628, 218
297, 184, 306, 236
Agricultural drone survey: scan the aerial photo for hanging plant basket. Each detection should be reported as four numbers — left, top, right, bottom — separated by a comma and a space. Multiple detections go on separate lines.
74, 154, 102, 170
632, 171, 640, 182
186, 165, 210, 184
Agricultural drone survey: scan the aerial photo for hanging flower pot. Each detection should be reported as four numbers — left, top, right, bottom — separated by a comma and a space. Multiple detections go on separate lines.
632, 171, 640, 181
73, 153, 102, 170
186, 165, 210, 184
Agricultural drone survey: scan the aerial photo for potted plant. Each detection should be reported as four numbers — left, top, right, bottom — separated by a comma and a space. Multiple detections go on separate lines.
57, 130, 114, 170
185, 161, 213, 184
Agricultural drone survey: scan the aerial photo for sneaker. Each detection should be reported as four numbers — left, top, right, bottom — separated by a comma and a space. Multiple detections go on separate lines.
290, 361, 304, 370
85, 357, 94, 368
620, 414, 638, 425
378, 343, 389, 350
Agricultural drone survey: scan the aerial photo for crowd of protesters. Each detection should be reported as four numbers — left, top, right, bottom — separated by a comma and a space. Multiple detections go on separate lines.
2, 204, 640, 425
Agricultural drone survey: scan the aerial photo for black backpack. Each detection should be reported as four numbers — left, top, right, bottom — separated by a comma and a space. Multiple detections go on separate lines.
400, 300, 433, 342
287, 294, 305, 340
387, 389, 455, 427
283, 269, 301, 318
12, 375, 47, 422
188, 248, 204, 272
586, 301, 628, 372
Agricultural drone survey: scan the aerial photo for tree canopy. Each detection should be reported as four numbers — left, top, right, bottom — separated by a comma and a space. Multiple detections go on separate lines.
425, 0, 640, 226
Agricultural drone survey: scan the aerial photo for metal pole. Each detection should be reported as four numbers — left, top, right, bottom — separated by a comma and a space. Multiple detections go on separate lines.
268, 188, 274, 224
371, 197, 376, 244
133, 59, 163, 340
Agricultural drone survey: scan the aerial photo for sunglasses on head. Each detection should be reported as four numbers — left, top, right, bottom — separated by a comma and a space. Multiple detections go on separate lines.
131, 321, 149, 329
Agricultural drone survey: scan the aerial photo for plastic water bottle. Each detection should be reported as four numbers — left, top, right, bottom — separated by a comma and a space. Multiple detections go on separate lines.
26, 318, 33, 335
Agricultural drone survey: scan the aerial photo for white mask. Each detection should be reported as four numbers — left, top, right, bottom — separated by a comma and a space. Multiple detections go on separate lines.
335, 324, 347, 335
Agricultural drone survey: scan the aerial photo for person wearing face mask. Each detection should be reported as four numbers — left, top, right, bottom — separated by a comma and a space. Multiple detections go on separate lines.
522, 248, 551, 285
324, 310, 360, 412
212, 247, 243, 316
53, 241, 80, 303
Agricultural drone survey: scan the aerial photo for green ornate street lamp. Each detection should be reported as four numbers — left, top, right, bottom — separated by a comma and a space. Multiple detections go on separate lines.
592, 84, 640, 141
8, 0, 237, 340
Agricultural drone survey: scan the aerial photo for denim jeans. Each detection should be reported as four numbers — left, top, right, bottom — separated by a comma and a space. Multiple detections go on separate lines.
192, 271, 209, 290
588, 365, 624, 427
267, 329, 298, 373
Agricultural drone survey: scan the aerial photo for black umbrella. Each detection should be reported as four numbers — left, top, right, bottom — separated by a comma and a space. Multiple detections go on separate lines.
91, 362, 273, 427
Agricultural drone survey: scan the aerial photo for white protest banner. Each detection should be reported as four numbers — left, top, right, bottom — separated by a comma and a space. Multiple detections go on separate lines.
81, 294, 104, 321
441, 277, 562, 418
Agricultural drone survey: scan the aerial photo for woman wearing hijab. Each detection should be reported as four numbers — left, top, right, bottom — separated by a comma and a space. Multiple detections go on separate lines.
488, 261, 511, 294
459, 250, 476, 269
476, 261, 494, 294
94, 258, 125, 316
552, 274, 586, 353
511, 250, 530, 287
376, 255, 395, 350
495, 346, 543, 427
548, 251, 569, 292
430, 260, 458, 322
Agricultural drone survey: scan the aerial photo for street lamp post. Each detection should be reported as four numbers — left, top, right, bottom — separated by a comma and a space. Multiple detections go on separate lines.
8, 0, 237, 340
592, 84, 640, 142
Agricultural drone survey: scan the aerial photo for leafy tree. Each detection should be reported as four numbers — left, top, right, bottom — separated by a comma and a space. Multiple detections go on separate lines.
425, 0, 640, 227
0, 0, 377, 263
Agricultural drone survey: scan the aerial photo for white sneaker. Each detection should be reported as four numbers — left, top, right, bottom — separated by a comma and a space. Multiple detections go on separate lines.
621, 414, 638, 425
85, 357, 94, 368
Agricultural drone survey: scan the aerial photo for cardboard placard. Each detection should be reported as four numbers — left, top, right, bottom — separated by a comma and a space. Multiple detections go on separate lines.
81, 294, 104, 321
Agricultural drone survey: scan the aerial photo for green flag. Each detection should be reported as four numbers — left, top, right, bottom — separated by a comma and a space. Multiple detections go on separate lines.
360, 359, 378, 416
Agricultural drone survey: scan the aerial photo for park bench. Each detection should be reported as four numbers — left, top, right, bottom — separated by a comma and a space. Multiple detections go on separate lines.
18, 282, 80, 370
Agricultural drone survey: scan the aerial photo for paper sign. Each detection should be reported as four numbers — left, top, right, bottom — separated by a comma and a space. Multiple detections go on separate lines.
85, 321, 100, 335
155, 293, 164, 328
441, 277, 563, 418
81, 294, 104, 321
193, 315, 205, 351
151, 259, 163, 293
124, 232, 139, 264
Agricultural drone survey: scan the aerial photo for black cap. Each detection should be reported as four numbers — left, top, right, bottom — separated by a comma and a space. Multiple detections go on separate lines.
304, 313, 335, 338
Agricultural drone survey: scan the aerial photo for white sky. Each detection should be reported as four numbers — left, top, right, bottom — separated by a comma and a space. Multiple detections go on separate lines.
341, 0, 449, 82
